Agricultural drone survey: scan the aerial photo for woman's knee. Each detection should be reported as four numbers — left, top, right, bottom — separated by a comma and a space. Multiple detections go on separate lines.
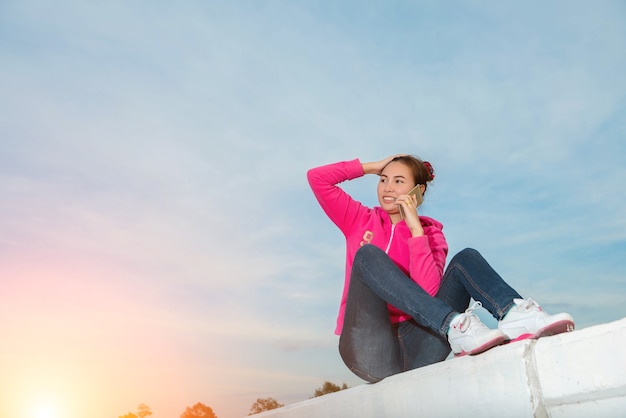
452, 247, 480, 262
353, 244, 385, 271
355, 244, 383, 260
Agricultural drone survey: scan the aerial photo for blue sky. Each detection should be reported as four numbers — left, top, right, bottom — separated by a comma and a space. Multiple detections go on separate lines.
1, 1, 625, 417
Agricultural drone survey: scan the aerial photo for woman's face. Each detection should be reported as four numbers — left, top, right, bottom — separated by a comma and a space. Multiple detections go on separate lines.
377, 161, 416, 214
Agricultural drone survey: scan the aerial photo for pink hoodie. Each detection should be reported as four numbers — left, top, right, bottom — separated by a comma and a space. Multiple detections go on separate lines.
307, 159, 449, 335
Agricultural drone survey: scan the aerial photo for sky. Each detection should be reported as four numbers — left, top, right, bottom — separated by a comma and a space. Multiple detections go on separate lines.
1, 1, 625, 417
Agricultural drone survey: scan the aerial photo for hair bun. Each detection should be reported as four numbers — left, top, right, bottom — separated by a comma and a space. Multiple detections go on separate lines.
423, 161, 435, 182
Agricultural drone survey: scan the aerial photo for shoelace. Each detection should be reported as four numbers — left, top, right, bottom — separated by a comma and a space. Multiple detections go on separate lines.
516, 298, 542, 312
465, 301, 483, 314
455, 301, 483, 332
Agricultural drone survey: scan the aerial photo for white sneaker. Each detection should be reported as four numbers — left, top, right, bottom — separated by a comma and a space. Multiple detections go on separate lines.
498, 298, 575, 342
448, 301, 507, 357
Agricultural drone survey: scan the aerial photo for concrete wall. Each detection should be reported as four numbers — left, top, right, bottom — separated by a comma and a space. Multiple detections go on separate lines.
251, 318, 626, 418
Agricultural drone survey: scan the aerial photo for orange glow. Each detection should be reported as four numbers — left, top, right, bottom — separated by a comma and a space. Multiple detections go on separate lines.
32, 400, 60, 418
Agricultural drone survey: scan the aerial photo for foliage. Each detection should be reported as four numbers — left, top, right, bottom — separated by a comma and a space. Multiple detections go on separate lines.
180, 402, 218, 418
137, 404, 152, 418
312, 381, 348, 398
119, 403, 152, 418
248, 397, 284, 415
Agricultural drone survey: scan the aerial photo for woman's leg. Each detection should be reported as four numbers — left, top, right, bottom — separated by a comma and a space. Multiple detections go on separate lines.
441, 248, 574, 341
401, 247, 518, 368
338, 262, 403, 382
347, 245, 457, 336
339, 245, 458, 382
438, 248, 522, 320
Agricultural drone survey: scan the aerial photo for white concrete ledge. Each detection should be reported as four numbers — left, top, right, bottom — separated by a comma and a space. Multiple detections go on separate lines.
251, 318, 626, 418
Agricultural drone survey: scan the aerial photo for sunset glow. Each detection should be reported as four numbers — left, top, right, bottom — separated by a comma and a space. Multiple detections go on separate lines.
33, 402, 59, 418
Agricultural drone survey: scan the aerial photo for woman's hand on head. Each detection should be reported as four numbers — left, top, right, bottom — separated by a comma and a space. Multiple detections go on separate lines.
362, 154, 406, 175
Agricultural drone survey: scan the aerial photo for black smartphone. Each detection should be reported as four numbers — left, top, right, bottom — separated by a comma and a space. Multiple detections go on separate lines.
399, 184, 423, 219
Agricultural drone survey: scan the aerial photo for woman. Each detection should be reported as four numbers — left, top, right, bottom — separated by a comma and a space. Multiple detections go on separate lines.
307, 155, 574, 383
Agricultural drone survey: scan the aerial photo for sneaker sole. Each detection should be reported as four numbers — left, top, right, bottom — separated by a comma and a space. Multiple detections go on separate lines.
506, 319, 575, 344
453, 334, 507, 357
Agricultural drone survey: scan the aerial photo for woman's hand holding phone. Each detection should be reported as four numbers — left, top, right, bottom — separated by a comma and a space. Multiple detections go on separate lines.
398, 184, 423, 218
398, 184, 424, 237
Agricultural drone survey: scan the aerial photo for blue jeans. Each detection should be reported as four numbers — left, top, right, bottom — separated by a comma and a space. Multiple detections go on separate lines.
339, 245, 522, 382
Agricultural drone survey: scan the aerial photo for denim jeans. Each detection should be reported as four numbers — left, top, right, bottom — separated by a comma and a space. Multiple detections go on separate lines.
339, 245, 522, 382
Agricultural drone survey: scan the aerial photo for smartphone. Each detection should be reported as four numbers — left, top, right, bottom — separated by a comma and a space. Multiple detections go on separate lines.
399, 184, 423, 219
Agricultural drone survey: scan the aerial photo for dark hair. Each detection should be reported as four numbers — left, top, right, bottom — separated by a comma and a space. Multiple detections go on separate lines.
389, 155, 435, 193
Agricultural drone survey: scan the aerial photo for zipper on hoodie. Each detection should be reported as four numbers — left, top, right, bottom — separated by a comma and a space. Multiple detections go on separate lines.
384, 223, 396, 254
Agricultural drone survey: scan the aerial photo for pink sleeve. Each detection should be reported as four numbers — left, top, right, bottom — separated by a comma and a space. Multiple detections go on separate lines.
307, 159, 367, 235
407, 227, 448, 296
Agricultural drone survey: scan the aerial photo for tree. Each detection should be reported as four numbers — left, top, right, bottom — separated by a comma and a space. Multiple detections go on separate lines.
119, 403, 152, 418
137, 404, 152, 418
180, 402, 217, 418
248, 397, 284, 415
312, 381, 348, 398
